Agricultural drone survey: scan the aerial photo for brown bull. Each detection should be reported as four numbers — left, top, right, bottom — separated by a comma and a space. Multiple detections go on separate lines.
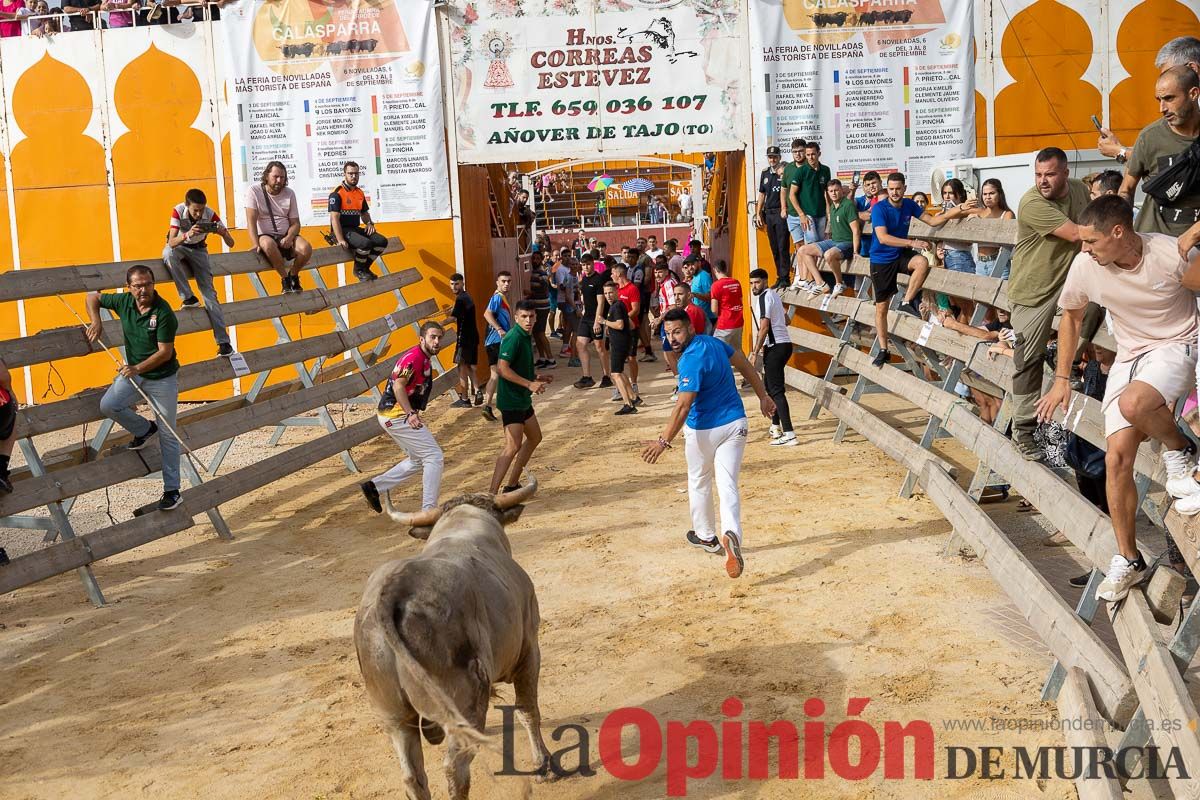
353, 477, 552, 800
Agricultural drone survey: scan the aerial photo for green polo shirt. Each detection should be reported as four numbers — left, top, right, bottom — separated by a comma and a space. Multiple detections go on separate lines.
98, 291, 179, 380
781, 161, 804, 217
496, 324, 535, 411
797, 162, 832, 217
828, 198, 858, 244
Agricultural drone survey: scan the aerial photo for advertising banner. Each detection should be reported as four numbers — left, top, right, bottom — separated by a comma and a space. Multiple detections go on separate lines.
222, 0, 450, 226
445, 0, 750, 164
749, 0, 975, 193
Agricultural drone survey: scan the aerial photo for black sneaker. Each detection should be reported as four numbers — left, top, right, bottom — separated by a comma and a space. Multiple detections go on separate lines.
501, 484, 521, 494
0, 547, 9, 566
871, 349, 890, 368
291, 275, 304, 293
573, 376, 595, 389
281, 276, 293, 294
474, 389, 484, 406
1068, 573, 1092, 588
128, 421, 159, 450
534, 359, 548, 369
543, 359, 557, 369
181, 295, 200, 308
598, 375, 614, 389
633, 396, 644, 406
450, 397, 473, 408
614, 404, 637, 415
482, 405, 497, 422
217, 343, 234, 357
686, 530, 722, 554
0, 473, 11, 494
353, 267, 377, 282
157, 490, 183, 511
898, 300, 920, 317
361, 480, 382, 514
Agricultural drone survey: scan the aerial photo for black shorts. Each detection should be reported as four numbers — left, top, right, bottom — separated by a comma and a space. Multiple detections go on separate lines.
486, 342, 501, 366
501, 407, 534, 426
454, 340, 478, 366
0, 395, 14, 441
609, 334, 632, 373
577, 317, 599, 340
262, 233, 295, 261
534, 307, 550, 332
869, 248, 920, 302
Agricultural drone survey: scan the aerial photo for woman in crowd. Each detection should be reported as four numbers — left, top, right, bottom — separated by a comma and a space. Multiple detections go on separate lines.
974, 178, 1014, 279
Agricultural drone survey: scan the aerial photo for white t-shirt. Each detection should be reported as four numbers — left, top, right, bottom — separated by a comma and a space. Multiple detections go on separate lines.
750, 287, 791, 347
244, 184, 299, 239
1058, 232, 1197, 361
680, 193, 693, 213
645, 247, 664, 261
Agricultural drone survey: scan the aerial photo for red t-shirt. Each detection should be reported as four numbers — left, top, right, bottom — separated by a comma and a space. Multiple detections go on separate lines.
711, 277, 744, 331
617, 282, 641, 325
685, 302, 707, 332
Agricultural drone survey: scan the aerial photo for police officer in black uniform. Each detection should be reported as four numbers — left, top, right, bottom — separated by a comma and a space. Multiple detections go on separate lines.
756, 145, 790, 289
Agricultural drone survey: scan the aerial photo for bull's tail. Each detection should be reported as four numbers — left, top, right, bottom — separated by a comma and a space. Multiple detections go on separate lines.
371, 575, 494, 754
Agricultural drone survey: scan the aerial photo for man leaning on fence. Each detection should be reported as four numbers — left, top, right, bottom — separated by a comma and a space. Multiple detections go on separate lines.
87, 265, 183, 514
164, 188, 235, 358
1008, 147, 1092, 461
1036, 195, 1200, 602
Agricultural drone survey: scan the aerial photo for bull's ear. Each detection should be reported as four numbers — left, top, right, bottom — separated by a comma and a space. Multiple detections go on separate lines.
500, 505, 526, 526
408, 526, 432, 540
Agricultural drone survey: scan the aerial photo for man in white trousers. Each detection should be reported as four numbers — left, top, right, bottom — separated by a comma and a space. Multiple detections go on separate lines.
360, 321, 446, 514
642, 307, 775, 579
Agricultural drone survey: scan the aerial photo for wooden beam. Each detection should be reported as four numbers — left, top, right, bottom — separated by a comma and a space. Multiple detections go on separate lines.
908, 217, 1018, 248
0, 370, 456, 596
0, 268, 421, 370
1056, 667, 1125, 800
0, 238, 406, 303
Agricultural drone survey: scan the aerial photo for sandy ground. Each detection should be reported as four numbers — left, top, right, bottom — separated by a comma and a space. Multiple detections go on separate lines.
0, 362, 1152, 799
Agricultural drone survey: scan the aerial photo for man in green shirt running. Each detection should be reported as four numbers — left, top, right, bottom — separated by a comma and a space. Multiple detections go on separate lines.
86, 264, 184, 512
489, 300, 555, 494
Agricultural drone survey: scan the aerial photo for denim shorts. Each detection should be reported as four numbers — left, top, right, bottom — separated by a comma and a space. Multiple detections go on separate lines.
975, 255, 1009, 280
786, 214, 807, 244
816, 240, 854, 260
943, 248, 975, 274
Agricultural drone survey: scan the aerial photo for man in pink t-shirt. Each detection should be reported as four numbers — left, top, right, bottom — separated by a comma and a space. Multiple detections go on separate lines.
244, 160, 313, 295
1037, 195, 1200, 602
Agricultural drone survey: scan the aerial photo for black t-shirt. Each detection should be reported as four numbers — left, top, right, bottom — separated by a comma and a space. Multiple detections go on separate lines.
606, 298, 632, 345
68, 0, 101, 30
580, 271, 606, 321
516, 204, 534, 227
451, 290, 479, 346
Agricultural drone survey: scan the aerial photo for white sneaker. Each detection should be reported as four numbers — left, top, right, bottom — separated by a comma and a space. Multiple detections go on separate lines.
807, 283, 824, 296
770, 432, 798, 447
831, 283, 846, 298
1162, 447, 1200, 498
769, 424, 781, 439
1095, 553, 1148, 602
1176, 492, 1200, 516
611, 390, 622, 402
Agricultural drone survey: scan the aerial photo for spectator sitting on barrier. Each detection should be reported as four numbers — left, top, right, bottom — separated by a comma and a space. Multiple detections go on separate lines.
855, 170, 884, 258
163, 188, 235, 358
868, 171, 954, 368
329, 161, 386, 283
245, 160, 312, 294
794, 177, 859, 297
87, 266, 183, 513
1036, 195, 1200, 602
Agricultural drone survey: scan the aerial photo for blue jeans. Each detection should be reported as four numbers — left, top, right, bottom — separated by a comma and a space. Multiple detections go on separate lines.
100, 373, 180, 492
975, 255, 1009, 280
804, 215, 826, 244
943, 248, 976, 274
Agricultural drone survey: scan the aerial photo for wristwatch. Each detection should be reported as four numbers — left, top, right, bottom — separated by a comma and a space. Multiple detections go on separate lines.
1115, 148, 1128, 164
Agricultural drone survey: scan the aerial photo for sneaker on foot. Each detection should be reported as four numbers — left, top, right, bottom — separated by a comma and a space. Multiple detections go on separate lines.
614, 404, 637, 415
638, 353, 657, 362
543, 359, 557, 369
633, 396, 644, 406
128, 421, 159, 450
361, 480, 382, 513
598, 375, 614, 389
831, 283, 847, 298
1096, 552, 1148, 602
281, 276, 292, 294
450, 397, 473, 408
567, 357, 581, 368
217, 343, 234, 357
474, 389, 484, 406
721, 531, 745, 578
1163, 445, 1200, 498
181, 295, 200, 308
686, 530, 722, 554
1175, 492, 1200, 516
769, 424, 781, 439
291, 275, 304, 293
770, 432, 798, 447
0, 472, 12, 493
806, 282, 824, 296
0, 546, 8, 566
1015, 438, 1046, 462
611, 390, 623, 402
482, 405, 497, 422
871, 349, 890, 368
353, 267, 377, 282
157, 490, 183, 512
898, 300, 920, 317
573, 376, 595, 389
1068, 572, 1092, 588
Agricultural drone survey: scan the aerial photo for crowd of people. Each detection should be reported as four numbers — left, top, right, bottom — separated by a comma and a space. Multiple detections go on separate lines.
0, 0, 227, 35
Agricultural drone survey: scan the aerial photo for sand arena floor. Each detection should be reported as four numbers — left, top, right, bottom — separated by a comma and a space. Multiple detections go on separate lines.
0, 367, 1166, 798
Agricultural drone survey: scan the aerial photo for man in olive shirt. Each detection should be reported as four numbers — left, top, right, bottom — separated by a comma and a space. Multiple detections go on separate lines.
489, 300, 554, 494
86, 265, 183, 511
1008, 147, 1091, 459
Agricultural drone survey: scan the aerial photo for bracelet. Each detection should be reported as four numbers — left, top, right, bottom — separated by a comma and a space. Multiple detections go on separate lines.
1054, 375, 1070, 381
657, 436, 672, 449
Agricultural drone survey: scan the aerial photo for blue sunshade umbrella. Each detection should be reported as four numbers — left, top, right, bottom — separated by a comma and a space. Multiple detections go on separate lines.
622, 177, 654, 193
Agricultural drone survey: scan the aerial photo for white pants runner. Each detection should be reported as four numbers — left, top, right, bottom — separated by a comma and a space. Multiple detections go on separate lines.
373, 415, 444, 510
683, 417, 748, 541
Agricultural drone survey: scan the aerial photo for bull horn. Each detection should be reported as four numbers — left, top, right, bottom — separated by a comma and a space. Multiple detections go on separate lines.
382, 491, 443, 528
494, 475, 538, 509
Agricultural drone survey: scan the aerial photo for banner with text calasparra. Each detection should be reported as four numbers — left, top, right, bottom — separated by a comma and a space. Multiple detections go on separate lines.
749, 0, 975, 194
445, 0, 750, 164
222, 0, 449, 226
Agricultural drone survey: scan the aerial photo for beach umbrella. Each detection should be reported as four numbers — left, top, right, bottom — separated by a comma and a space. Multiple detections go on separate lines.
588, 175, 614, 192
622, 177, 654, 193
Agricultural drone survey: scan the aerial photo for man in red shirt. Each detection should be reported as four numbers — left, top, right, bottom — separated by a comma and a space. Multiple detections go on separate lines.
613, 263, 644, 401
709, 259, 745, 355
674, 282, 708, 333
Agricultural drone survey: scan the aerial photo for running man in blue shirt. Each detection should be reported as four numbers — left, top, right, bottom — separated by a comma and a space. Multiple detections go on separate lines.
642, 307, 775, 579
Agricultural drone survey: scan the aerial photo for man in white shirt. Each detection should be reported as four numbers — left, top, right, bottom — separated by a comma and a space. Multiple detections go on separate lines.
749, 268, 795, 447
645, 235, 664, 261
1037, 195, 1200, 602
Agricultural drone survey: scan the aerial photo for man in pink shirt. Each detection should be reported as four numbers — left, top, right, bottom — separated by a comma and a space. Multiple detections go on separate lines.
1037, 195, 1200, 601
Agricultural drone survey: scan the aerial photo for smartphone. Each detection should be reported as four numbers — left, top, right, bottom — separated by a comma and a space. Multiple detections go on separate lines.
195, 220, 219, 233
851, 170, 861, 185
1090, 114, 1103, 132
